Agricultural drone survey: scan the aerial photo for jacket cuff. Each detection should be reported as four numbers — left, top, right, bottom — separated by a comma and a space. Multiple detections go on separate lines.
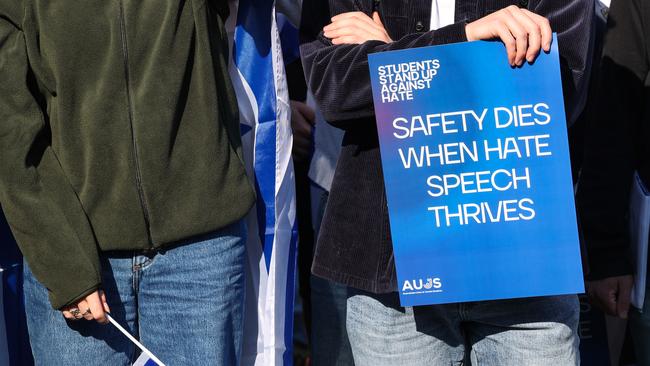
50, 280, 101, 310
585, 246, 634, 281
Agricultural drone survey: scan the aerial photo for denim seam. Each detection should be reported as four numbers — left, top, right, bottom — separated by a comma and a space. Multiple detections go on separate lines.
132, 253, 140, 294
131, 252, 141, 364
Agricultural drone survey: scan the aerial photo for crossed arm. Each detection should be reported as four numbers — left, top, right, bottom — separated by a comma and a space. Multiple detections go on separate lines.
324, 6, 552, 66
301, 0, 593, 128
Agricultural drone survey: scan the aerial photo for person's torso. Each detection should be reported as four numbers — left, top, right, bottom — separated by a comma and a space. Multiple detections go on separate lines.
21, 0, 255, 250
314, 0, 545, 292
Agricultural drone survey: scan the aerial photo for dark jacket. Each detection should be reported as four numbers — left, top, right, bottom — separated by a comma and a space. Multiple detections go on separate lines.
0, 0, 256, 309
577, 0, 650, 280
301, 0, 594, 293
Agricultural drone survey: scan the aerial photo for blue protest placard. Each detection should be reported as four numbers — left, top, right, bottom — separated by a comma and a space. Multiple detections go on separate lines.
368, 35, 584, 306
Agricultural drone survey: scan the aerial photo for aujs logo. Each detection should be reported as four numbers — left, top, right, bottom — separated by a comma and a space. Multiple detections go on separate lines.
402, 277, 442, 292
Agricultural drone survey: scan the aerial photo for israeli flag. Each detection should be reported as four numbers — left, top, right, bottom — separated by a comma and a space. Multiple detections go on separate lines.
225, 0, 298, 365
106, 315, 164, 366
0, 212, 33, 366
0, 269, 8, 366
0, 262, 33, 366
132, 354, 161, 366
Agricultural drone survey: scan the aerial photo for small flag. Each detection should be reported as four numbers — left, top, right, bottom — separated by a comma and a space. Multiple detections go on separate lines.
106, 314, 165, 366
133, 353, 161, 366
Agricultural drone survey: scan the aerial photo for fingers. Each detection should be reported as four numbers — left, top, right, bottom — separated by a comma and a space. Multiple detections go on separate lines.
75, 300, 94, 321
324, 11, 392, 44
494, 21, 516, 65
62, 304, 87, 321
326, 27, 381, 45
61, 302, 92, 321
86, 291, 108, 324
371, 12, 392, 42
325, 22, 385, 44
292, 132, 312, 162
290, 101, 314, 162
616, 278, 633, 319
522, 9, 552, 51
325, 18, 383, 38
100, 290, 111, 313
372, 12, 384, 27
331, 11, 379, 27
325, 12, 381, 34
507, 7, 541, 63
589, 283, 618, 316
291, 111, 312, 140
465, 6, 552, 66
60, 290, 112, 324
500, 10, 528, 66
62, 309, 75, 320
332, 36, 364, 45
292, 101, 316, 125
587, 277, 634, 318
600, 291, 618, 317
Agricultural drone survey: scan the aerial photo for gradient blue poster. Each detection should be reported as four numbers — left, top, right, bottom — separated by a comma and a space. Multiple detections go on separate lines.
368, 35, 584, 306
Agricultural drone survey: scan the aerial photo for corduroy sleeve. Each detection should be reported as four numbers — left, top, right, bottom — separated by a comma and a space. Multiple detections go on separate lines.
300, 0, 467, 127
0, 2, 102, 309
532, 0, 595, 126
576, 0, 647, 280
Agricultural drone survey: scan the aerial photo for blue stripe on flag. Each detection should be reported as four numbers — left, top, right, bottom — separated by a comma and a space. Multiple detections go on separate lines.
132, 351, 161, 366
2, 263, 33, 365
1, 212, 33, 365
277, 14, 300, 65
234, 0, 278, 271
283, 222, 299, 365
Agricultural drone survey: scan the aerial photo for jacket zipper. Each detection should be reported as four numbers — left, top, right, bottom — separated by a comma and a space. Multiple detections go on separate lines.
118, 0, 153, 246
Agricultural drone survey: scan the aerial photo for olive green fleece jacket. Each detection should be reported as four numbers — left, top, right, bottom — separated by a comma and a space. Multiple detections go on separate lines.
0, 0, 256, 309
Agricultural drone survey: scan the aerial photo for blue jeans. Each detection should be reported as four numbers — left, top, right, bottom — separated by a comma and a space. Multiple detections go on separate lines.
346, 289, 579, 366
23, 221, 246, 366
310, 184, 355, 366
310, 275, 354, 366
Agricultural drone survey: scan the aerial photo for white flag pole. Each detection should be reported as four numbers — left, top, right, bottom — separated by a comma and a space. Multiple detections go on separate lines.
106, 314, 165, 366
